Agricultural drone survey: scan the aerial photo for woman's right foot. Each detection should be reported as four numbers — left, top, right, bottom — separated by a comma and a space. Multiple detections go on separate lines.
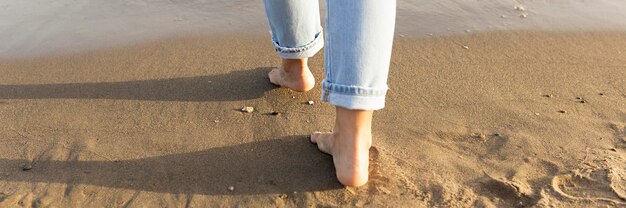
311, 108, 373, 187
268, 58, 315, 92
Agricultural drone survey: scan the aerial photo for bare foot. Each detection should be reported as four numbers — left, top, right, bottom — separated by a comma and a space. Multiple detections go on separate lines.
311, 108, 373, 187
268, 58, 315, 92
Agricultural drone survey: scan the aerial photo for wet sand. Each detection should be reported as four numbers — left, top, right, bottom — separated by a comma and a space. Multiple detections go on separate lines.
2, 0, 626, 58
1, 31, 625, 207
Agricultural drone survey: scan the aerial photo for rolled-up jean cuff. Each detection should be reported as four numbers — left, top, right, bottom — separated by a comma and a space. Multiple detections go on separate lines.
271, 31, 324, 59
321, 81, 387, 110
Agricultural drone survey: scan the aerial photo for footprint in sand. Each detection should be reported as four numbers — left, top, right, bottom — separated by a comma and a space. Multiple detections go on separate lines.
476, 158, 563, 206
549, 122, 626, 205
481, 172, 534, 201
551, 167, 626, 205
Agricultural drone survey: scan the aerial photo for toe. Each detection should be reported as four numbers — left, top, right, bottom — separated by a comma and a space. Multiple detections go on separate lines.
310, 132, 323, 143
311, 132, 334, 155
268, 68, 283, 86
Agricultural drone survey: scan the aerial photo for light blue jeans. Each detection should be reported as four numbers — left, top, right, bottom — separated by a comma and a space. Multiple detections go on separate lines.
263, 0, 396, 110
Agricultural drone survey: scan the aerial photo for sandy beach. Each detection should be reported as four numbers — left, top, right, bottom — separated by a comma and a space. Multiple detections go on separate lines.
1, 0, 626, 207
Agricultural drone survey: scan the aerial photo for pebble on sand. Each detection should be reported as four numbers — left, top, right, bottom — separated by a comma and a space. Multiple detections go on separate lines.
240, 106, 254, 113
270, 111, 281, 116
514, 5, 525, 11
462, 45, 469, 49
558, 110, 566, 114
544, 94, 553, 98
21, 164, 32, 171
520, 13, 528, 18
472, 133, 486, 140
228, 186, 235, 191
278, 194, 288, 199
307, 101, 314, 105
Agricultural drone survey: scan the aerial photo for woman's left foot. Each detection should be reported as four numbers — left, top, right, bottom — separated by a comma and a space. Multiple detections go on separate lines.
268, 58, 315, 92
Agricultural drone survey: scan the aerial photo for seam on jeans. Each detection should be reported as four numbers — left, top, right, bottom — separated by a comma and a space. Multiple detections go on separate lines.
321, 88, 329, 102
324, 0, 332, 101
273, 31, 323, 54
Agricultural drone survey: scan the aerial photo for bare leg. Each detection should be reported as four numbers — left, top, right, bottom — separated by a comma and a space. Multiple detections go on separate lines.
268, 58, 315, 92
311, 107, 373, 187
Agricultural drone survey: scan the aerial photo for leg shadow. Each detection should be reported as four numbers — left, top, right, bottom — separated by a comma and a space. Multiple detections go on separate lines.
0, 136, 341, 195
0, 67, 275, 101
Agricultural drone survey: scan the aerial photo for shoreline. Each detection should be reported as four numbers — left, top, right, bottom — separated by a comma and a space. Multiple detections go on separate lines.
2, 0, 626, 58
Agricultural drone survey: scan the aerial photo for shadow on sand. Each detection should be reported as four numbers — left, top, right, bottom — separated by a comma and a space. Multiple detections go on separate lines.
0, 136, 341, 195
0, 67, 275, 102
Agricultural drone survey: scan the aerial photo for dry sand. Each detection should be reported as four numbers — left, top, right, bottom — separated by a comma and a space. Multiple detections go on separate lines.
1, 31, 625, 207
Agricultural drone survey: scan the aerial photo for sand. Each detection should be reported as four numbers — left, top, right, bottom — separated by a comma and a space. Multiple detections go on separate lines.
1, 31, 625, 207
2, 0, 626, 207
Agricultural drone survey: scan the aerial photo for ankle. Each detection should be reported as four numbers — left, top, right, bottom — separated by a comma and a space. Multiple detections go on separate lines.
282, 58, 308, 72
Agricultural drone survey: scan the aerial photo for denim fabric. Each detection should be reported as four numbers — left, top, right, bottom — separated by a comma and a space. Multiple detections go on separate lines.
270, 30, 324, 59
263, 0, 396, 110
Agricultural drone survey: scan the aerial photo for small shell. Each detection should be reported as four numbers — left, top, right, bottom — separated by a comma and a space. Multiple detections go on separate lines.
520, 13, 528, 18
462, 45, 469, 49
228, 186, 235, 191
306, 101, 314, 105
514, 5, 525, 11
241, 106, 254, 113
